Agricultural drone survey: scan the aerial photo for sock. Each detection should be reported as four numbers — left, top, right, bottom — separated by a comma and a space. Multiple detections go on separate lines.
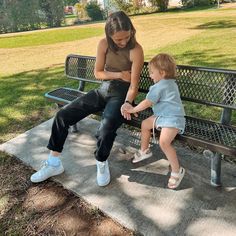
48, 154, 61, 167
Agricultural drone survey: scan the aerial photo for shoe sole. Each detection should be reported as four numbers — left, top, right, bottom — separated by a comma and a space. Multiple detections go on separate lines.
31, 168, 64, 183
132, 153, 152, 163
97, 177, 110, 187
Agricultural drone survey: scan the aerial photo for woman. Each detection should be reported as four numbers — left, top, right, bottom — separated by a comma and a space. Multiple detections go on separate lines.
30, 11, 144, 187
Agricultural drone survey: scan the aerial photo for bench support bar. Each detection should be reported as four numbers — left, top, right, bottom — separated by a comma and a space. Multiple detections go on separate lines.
210, 153, 222, 187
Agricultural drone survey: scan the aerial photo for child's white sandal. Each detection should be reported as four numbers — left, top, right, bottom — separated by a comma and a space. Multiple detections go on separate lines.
168, 167, 185, 189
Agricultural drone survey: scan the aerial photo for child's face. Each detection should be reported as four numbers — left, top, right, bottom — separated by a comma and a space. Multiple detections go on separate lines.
149, 65, 165, 83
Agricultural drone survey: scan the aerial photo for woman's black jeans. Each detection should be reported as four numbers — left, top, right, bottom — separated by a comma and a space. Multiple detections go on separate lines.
47, 80, 130, 162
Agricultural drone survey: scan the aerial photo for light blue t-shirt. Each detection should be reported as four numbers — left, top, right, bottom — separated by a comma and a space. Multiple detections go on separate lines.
146, 79, 185, 117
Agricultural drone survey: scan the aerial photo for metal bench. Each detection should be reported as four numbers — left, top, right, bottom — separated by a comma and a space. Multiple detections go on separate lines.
45, 54, 236, 187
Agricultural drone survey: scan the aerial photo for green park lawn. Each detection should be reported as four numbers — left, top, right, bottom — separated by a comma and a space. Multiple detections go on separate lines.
0, 27, 103, 48
0, 6, 236, 143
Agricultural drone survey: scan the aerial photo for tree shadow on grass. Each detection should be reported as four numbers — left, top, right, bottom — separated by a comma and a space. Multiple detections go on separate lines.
192, 20, 236, 29
174, 49, 236, 69
0, 66, 78, 143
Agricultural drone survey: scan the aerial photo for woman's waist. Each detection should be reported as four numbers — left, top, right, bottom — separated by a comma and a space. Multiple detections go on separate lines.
98, 80, 130, 97
102, 79, 130, 86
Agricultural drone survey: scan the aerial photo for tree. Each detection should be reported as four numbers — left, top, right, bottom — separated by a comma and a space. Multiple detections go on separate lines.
0, 0, 41, 33
63, 0, 79, 6
85, 1, 104, 21
151, 0, 169, 12
0, 0, 65, 33
156, 0, 169, 11
39, 0, 64, 27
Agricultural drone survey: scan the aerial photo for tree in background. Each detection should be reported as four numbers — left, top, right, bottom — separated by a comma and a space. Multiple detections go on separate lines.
40, 0, 64, 27
0, 0, 64, 33
0, 0, 41, 33
85, 1, 104, 21
74, 2, 88, 20
181, 0, 216, 7
155, 0, 169, 11
63, 0, 79, 6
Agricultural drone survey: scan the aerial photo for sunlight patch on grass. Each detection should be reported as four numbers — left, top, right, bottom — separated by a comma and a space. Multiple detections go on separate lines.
147, 29, 236, 69
0, 66, 79, 143
0, 195, 9, 212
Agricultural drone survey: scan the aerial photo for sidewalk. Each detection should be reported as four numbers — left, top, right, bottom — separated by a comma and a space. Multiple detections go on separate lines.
1, 117, 236, 236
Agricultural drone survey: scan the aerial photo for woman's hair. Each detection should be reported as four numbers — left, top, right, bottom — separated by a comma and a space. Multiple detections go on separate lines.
149, 53, 177, 79
105, 11, 136, 52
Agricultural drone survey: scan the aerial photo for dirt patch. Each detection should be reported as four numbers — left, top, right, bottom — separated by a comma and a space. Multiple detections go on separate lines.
221, 2, 236, 8
0, 153, 136, 235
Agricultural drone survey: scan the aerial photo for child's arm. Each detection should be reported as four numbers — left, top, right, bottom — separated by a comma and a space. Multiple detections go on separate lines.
126, 99, 153, 114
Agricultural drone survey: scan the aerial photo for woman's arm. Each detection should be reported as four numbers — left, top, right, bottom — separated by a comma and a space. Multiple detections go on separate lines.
121, 43, 144, 120
94, 38, 122, 80
125, 43, 144, 103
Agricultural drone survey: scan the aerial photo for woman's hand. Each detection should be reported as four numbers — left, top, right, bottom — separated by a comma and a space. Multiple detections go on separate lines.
121, 71, 131, 82
121, 103, 138, 120
121, 102, 132, 120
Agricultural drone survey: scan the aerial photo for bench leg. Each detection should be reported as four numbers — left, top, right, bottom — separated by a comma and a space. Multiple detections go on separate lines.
210, 153, 222, 187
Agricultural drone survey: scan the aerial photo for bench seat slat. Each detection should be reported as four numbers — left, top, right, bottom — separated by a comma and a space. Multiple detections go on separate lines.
45, 87, 86, 105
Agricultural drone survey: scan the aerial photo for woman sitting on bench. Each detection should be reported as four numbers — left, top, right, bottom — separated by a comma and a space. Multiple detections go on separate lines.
30, 11, 144, 186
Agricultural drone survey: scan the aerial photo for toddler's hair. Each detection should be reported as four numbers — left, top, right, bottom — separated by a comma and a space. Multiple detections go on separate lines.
149, 53, 177, 78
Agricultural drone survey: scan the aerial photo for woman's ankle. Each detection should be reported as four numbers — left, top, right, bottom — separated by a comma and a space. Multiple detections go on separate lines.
50, 151, 60, 157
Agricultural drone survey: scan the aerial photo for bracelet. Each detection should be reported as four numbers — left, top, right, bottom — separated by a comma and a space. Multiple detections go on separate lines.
125, 100, 132, 105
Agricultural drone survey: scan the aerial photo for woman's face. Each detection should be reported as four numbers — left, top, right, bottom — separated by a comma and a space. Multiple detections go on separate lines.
111, 30, 131, 48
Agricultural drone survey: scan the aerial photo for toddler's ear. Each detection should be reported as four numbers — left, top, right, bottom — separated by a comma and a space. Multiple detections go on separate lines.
160, 70, 166, 78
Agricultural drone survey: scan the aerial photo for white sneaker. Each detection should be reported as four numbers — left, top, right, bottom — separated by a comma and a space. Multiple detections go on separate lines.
30, 160, 64, 183
132, 149, 152, 163
96, 160, 110, 187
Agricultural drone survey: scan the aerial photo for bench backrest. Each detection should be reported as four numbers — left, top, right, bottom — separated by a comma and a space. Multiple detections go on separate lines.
66, 54, 236, 110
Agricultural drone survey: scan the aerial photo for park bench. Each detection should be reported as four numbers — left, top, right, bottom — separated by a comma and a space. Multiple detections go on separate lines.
45, 54, 236, 187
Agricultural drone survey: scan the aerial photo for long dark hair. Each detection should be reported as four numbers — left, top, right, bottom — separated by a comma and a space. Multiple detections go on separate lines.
105, 11, 136, 52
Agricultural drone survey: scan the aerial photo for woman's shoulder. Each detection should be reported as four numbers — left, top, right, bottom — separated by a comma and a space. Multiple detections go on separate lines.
97, 38, 108, 52
132, 42, 143, 52
130, 42, 144, 60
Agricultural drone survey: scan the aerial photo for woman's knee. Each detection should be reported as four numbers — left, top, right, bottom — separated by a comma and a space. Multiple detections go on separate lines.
54, 108, 74, 128
98, 118, 118, 138
55, 108, 68, 120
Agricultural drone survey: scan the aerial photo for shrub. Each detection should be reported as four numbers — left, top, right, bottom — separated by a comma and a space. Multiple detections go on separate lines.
181, 0, 215, 7
85, 1, 104, 21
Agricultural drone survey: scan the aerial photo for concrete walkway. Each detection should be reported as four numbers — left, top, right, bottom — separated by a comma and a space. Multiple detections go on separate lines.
1, 117, 236, 236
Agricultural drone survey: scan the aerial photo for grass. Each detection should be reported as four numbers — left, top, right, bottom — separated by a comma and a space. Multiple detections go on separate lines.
0, 27, 103, 48
0, 66, 98, 143
147, 20, 236, 69
0, 6, 236, 143
0, 67, 77, 142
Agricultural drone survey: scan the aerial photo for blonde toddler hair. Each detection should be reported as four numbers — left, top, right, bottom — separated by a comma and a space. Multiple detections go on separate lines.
149, 53, 177, 79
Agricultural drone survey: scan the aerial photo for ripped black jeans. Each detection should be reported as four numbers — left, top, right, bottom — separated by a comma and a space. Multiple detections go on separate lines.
47, 80, 130, 162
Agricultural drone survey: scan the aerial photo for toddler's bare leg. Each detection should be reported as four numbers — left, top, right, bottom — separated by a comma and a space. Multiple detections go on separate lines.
140, 116, 155, 151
